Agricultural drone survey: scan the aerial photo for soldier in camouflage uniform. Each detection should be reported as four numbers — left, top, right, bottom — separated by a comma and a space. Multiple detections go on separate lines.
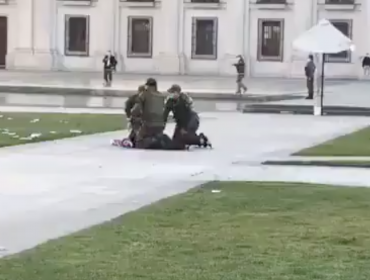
124, 84, 145, 146
233, 55, 247, 95
133, 78, 167, 149
164, 84, 211, 149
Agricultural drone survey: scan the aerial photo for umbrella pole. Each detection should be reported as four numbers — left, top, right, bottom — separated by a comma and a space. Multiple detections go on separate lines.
320, 53, 325, 116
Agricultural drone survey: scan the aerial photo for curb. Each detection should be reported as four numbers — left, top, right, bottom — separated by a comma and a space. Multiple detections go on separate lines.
262, 160, 370, 169
0, 85, 306, 101
243, 104, 370, 116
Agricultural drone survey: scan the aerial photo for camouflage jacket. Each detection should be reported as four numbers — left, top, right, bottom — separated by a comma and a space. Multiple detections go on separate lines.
163, 92, 193, 128
133, 87, 166, 128
125, 93, 140, 118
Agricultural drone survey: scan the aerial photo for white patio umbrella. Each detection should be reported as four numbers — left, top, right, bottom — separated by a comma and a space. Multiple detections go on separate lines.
292, 19, 355, 115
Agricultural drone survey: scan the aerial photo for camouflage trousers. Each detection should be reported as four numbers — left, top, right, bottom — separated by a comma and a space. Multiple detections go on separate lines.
128, 119, 141, 146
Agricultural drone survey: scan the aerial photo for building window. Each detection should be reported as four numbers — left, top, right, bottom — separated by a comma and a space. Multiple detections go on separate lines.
257, 0, 287, 3
190, 0, 220, 2
325, 0, 355, 4
326, 20, 352, 63
257, 19, 284, 61
64, 15, 89, 56
127, 17, 153, 58
191, 17, 218, 60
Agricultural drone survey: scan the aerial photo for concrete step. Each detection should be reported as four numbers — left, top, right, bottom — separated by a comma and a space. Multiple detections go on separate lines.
0, 91, 304, 109
243, 104, 370, 116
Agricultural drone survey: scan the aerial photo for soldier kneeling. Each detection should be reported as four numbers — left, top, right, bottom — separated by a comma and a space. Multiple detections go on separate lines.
164, 84, 211, 149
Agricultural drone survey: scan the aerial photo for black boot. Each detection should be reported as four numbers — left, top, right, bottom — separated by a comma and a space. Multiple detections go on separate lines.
199, 133, 212, 148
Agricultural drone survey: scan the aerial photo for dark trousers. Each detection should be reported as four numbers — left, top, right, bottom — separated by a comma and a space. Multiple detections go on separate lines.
104, 68, 113, 85
306, 77, 314, 99
187, 112, 200, 133
236, 73, 247, 94
135, 125, 164, 149
172, 125, 202, 149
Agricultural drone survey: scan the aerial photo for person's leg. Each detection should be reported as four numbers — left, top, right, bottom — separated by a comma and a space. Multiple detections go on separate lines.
105, 69, 112, 86
310, 78, 314, 98
236, 75, 242, 94
108, 69, 113, 83
176, 128, 211, 148
128, 129, 136, 147
240, 76, 247, 93
365, 66, 370, 76
187, 112, 200, 133
306, 78, 313, 99
162, 133, 186, 150
103, 68, 108, 85
135, 126, 164, 149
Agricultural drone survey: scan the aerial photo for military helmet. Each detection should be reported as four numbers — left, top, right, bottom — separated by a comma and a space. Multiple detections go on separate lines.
167, 84, 181, 93
145, 78, 157, 87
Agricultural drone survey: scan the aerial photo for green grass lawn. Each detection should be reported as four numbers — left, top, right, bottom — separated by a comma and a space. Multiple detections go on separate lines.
263, 160, 370, 168
294, 126, 370, 156
0, 112, 126, 147
1, 181, 370, 280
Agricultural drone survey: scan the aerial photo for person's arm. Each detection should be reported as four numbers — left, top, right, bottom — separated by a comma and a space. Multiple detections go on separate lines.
124, 95, 135, 117
130, 94, 144, 119
181, 93, 193, 109
112, 56, 117, 69
163, 96, 173, 123
102, 55, 107, 63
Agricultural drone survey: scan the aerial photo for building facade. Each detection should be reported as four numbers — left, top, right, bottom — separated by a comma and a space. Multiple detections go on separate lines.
0, 0, 368, 78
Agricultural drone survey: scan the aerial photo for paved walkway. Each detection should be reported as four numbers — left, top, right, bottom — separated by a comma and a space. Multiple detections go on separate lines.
0, 70, 345, 95
268, 81, 370, 108
1, 110, 370, 256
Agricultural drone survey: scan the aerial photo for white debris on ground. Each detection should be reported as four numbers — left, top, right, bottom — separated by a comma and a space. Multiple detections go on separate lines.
20, 133, 42, 141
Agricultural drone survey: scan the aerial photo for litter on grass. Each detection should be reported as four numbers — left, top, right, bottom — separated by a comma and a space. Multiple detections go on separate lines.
20, 133, 42, 140
211, 190, 221, 193
30, 133, 42, 139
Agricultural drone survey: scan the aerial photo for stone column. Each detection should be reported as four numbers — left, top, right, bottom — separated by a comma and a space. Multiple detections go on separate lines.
365, 0, 370, 52
33, 0, 57, 69
92, 0, 116, 71
219, 0, 246, 76
10, 0, 55, 69
9, 0, 34, 68
154, 0, 181, 74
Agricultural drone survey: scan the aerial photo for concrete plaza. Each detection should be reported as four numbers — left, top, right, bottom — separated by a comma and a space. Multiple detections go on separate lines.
1, 108, 370, 256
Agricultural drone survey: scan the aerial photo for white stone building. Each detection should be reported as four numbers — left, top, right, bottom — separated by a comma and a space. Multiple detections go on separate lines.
0, 0, 368, 78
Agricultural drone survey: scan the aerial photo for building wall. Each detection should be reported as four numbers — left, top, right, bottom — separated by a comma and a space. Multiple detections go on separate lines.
0, 0, 368, 78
